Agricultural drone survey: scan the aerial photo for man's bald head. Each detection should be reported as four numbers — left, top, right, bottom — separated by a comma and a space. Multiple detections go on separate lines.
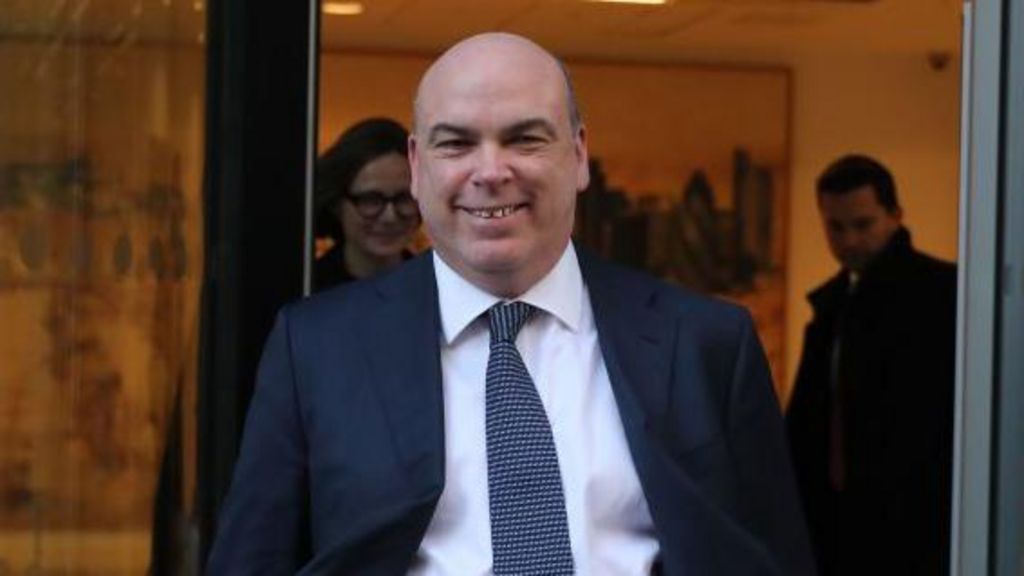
413, 32, 581, 135
406, 32, 590, 298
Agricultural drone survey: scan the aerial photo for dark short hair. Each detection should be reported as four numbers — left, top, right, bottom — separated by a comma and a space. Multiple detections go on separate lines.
816, 154, 900, 213
315, 117, 409, 239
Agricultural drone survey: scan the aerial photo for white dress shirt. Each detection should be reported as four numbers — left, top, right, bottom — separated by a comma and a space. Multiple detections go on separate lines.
409, 244, 660, 575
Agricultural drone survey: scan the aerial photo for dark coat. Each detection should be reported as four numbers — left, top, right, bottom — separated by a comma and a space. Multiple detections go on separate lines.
312, 244, 357, 292
786, 228, 957, 575
209, 247, 816, 575
313, 245, 413, 293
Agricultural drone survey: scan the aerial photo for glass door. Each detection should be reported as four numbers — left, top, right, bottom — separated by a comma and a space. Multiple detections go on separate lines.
0, 0, 206, 573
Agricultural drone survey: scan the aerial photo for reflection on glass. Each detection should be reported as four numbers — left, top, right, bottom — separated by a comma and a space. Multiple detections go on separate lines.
0, 0, 205, 573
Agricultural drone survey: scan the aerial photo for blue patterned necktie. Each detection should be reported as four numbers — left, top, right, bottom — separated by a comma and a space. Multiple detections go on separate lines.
485, 301, 575, 575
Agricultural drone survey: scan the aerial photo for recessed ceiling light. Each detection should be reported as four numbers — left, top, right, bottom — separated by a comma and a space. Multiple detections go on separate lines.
323, 2, 364, 16
584, 0, 668, 4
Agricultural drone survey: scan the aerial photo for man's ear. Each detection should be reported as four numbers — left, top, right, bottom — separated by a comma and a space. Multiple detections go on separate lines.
408, 135, 420, 200
575, 125, 590, 192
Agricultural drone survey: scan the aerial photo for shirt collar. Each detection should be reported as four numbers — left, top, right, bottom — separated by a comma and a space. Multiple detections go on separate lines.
433, 243, 584, 345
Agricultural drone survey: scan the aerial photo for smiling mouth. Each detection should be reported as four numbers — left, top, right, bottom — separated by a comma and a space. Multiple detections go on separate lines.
461, 203, 527, 219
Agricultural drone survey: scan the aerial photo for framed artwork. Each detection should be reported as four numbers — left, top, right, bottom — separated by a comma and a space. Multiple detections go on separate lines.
568, 60, 791, 392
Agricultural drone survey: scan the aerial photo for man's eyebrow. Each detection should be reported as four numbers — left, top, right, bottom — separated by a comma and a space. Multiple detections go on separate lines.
427, 123, 476, 144
502, 118, 557, 139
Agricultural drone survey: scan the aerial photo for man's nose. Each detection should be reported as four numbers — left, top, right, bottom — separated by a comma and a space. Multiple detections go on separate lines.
470, 143, 512, 189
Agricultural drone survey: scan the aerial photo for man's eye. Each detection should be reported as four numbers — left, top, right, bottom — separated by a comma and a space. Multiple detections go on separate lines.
436, 138, 470, 150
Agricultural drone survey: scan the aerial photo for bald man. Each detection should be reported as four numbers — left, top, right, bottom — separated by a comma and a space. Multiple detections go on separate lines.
208, 33, 814, 575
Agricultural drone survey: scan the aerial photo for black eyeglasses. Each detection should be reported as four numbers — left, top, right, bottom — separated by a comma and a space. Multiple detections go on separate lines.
341, 191, 420, 220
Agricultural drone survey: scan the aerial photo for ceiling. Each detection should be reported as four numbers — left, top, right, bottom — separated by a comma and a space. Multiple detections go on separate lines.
0, 0, 962, 65
319, 0, 963, 64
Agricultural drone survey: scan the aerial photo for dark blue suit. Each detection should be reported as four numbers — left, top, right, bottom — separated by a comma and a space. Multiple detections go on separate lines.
208, 249, 815, 575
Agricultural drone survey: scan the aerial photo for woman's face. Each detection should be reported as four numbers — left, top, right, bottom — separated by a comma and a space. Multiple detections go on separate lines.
335, 152, 419, 260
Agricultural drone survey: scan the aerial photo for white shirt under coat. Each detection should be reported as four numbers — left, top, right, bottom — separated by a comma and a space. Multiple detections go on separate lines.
410, 244, 660, 575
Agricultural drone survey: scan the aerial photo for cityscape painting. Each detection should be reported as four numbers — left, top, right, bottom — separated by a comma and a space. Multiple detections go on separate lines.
568, 61, 791, 391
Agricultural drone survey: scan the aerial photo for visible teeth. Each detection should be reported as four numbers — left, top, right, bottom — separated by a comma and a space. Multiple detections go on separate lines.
469, 205, 518, 219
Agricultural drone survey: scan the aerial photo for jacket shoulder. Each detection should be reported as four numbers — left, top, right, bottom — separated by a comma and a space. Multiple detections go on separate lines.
279, 252, 432, 335
580, 248, 752, 332
806, 271, 847, 309
907, 249, 957, 281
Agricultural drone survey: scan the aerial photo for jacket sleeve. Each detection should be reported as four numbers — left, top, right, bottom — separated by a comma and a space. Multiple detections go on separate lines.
207, 308, 311, 574
726, 310, 818, 576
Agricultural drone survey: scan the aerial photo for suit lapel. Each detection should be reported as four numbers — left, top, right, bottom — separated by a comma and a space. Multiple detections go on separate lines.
579, 248, 673, 438
364, 253, 446, 496
580, 248, 779, 573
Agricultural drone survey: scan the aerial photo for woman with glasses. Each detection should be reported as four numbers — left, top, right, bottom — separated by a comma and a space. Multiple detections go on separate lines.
313, 117, 421, 291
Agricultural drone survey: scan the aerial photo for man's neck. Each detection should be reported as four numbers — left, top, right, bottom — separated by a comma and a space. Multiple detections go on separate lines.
438, 244, 570, 300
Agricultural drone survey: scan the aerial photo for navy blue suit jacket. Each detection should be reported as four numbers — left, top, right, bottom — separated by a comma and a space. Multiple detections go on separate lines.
208, 249, 815, 575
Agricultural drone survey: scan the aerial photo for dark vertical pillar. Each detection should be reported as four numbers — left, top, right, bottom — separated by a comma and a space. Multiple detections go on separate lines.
196, 0, 314, 567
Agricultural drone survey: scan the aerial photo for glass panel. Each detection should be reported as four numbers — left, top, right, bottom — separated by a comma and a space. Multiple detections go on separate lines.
0, 0, 205, 573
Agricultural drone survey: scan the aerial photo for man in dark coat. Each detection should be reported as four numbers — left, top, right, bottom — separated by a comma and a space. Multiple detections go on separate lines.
786, 154, 957, 575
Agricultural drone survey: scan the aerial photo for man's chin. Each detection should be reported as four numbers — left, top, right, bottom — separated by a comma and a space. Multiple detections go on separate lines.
470, 254, 526, 275
458, 250, 535, 285
463, 238, 525, 264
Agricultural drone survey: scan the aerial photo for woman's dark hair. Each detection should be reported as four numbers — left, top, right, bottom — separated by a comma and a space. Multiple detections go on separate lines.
314, 117, 409, 240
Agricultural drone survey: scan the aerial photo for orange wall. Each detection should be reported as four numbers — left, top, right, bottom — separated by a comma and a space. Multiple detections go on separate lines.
319, 53, 429, 148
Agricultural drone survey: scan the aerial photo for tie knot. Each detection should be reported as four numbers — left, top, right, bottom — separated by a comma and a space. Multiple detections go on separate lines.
488, 301, 535, 343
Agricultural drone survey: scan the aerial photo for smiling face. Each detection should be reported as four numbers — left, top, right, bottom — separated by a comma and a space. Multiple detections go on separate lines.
409, 33, 590, 297
336, 152, 417, 261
